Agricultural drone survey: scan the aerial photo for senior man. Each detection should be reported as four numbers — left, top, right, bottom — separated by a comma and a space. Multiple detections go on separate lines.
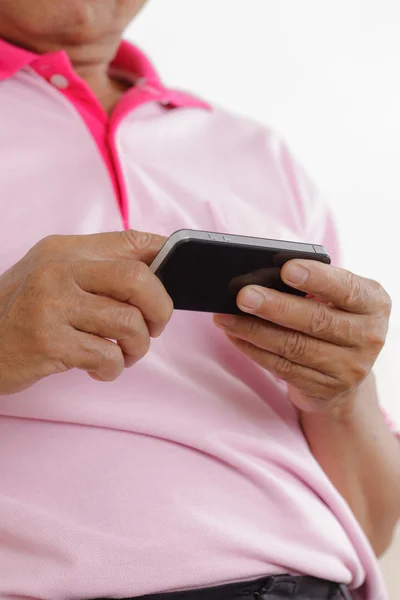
0, 1, 399, 600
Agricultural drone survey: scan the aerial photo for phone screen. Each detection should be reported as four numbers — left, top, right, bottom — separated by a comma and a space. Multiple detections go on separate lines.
155, 239, 324, 314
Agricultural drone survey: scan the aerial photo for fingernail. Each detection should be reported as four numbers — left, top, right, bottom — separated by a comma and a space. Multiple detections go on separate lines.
240, 287, 264, 311
284, 264, 309, 285
214, 314, 234, 327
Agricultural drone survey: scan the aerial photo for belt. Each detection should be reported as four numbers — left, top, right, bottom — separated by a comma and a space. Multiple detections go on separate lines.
93, 574, 352, 600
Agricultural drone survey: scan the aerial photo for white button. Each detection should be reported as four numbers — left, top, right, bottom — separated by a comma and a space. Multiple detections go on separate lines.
49, 74, 69, 89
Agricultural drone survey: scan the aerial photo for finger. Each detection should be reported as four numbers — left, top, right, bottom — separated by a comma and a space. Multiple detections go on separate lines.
214, 314, 345, 375
72, 260, 174, 338
236, 286, 359, 346
281, 260, 390, 315
38, 230, 167, 265
82, 230, 167, 265
228, 268, 281, 295
225, 333, 336, 398
62, 331, 125, 381
68, 293, 151, 367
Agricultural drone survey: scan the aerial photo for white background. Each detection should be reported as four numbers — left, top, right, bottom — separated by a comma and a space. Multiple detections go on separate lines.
127, 0, 400, 425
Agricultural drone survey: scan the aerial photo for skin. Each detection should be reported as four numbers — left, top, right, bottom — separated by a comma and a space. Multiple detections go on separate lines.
0, 0, 399, 560
0, 0, 149, 113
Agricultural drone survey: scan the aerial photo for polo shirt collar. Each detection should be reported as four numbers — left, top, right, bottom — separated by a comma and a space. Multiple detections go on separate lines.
0, 38, 37, 80
0, 37, 210, 110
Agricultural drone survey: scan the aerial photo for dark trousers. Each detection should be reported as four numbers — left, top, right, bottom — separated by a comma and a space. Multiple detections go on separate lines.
95, 574, 353, 600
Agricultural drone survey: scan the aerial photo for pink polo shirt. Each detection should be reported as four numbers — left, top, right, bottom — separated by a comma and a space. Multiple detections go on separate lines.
0, 39, 389, 600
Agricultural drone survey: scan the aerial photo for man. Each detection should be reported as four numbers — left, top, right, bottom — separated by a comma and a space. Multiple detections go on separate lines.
0, 1, 398, 599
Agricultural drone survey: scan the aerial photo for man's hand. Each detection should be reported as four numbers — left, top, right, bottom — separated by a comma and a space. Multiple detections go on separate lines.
214, 260, 391, 413
0, 230, 172, 395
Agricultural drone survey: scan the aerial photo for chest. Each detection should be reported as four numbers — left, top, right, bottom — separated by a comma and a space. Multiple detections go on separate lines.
0, 80, 303, 274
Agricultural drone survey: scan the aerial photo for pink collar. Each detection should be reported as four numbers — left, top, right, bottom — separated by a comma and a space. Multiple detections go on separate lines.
0, 38, 37, 80
0, 38, 210, 110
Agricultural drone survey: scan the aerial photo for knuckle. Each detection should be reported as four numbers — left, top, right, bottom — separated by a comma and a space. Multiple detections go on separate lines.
122, 230, 152, 253
362, 278, 392, 315
129, 260, 149, 285
281, 331, 308, 361
308, 304, 334, 336
336, 351, 369, 388
102, 341, 120, 364
135, 334, 151, 360
247, 318, 263, 340
343, 274, 363, 309
341, 315, 360, 345
69, 259, 90, 284
93, 341, 121, 372
322, 373, 340, 393
117, 307, 142, 335
348, 360, 370, 385
77, 340, 100, 370
34, 235, 61, 257
364, 322, 387, 350
272, 296, 291, 319
274, 355, 293, 378
376, 283, 392, 315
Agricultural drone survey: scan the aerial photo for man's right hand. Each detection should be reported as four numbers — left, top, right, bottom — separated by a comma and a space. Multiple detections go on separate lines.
0, 230, 173, 395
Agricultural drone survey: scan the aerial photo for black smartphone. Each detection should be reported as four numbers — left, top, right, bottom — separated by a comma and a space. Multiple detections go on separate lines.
150, 229, 331, 315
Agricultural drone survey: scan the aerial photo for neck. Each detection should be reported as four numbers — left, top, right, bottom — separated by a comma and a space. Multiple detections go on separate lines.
46, 38, 132, 115
74, 60, 131, 115
1, 26, 130, 115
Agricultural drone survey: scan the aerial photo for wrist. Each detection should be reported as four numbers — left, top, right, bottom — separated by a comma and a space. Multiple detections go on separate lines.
299, 374, 377, 428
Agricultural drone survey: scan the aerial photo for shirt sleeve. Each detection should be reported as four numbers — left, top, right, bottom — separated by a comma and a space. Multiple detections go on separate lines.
281, 141, 399, 438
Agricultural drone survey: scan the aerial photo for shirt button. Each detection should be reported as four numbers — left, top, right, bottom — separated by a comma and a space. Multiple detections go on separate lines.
49, 74, 69, 89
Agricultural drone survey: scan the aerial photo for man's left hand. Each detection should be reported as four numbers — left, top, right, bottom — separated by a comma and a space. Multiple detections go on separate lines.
214, 260, 391, 413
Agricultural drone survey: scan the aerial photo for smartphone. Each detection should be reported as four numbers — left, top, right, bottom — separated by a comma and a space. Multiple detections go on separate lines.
150, 229, 331, 315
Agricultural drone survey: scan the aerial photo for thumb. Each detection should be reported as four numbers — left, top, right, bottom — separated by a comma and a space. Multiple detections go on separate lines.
80, 230, 167, 265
